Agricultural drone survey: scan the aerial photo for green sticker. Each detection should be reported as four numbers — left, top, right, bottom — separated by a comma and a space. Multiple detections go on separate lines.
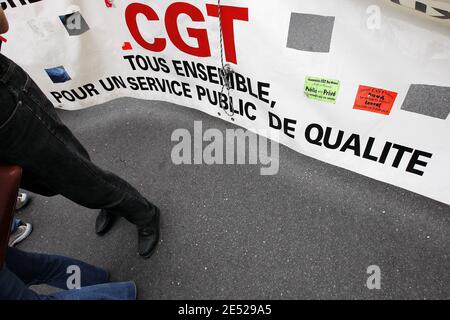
304, 76, 340, 104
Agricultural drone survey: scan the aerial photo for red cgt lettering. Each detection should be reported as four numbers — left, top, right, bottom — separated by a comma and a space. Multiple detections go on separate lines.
125, 2, 249, 64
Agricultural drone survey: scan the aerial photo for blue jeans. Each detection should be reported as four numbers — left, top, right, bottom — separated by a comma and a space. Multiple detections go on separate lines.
10, 218, 20, 233
0, 247, 136, 300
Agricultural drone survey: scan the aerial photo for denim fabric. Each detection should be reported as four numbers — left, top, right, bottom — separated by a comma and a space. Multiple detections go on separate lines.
0, 247, 136, 300
10, 218, 20, 233
0, 53, 156, 227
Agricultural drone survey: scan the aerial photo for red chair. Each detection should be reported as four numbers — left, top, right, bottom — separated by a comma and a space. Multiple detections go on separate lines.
0, 165, 22, 268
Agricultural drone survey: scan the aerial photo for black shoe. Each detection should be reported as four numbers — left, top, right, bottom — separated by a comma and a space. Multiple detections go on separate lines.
138, 206, 161, 259
95, 209, 118, 236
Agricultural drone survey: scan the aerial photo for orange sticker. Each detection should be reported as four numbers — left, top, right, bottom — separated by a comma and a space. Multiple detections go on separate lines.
353, 85, 398, 115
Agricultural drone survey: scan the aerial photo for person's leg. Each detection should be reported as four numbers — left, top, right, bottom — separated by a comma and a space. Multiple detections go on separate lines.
6, 247, 109, 289
0, 53, 160, 257
2, 248, 136, 300
47, 281, 137, 300
0, 265, 41, 300
0, 266, 136, 300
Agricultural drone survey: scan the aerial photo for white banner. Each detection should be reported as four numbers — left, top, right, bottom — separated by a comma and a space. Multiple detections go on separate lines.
1, 0, 449, 205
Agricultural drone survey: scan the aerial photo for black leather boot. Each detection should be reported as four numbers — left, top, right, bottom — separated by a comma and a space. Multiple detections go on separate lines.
95, 209, 118, 235
137, 205, 161, 259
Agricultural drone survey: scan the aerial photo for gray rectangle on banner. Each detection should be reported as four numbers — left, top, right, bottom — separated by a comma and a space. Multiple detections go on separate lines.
287, 13, 335, 53
401, 84, 450, 120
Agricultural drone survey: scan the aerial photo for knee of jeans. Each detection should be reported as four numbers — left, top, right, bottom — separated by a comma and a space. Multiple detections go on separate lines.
0, 87, 17, 126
